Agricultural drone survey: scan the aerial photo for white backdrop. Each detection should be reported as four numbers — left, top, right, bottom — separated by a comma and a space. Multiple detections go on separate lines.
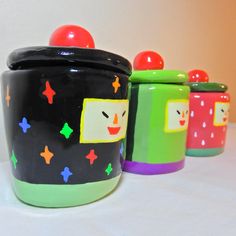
0, 0, 236, 162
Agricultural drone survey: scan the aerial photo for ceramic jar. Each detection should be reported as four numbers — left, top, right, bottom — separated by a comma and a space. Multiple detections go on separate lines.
186, 70, 230, 156
123, 51, 190, 174
1, 46, 131, 207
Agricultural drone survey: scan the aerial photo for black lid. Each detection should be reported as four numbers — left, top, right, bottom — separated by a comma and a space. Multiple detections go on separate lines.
7, 46, 132, 75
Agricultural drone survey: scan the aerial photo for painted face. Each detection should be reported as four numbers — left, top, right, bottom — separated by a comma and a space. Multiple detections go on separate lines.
213, 102, 230, 126
80, 98, 129, 143
165, 100, 189, 133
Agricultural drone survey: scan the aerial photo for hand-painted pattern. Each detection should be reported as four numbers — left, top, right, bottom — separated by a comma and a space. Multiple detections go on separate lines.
61, 167, 73, 183
120, 142, 124, 155
40, 146, 54, 165
19, 117, 31, 133
187, 93, 230, 149
5, 85, 10, 107
165, 100, 189, 133
105, 163, 113, 175
7, 76, 123, 184
112, 76, 121, 94
213, 102, 230, 126
42, 81, 56, 104
11, 150, 17, 169
60, 122, 73, 139
80, 99, 129, 143
86, 149, 98, 165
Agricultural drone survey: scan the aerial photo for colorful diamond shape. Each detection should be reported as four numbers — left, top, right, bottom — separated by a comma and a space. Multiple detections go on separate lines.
60, 122, 73, 139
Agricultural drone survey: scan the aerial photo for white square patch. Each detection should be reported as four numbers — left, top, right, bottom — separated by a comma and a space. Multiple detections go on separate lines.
165, 99, 189, 133
80, 98, 129, 143
213, 102, 230, 126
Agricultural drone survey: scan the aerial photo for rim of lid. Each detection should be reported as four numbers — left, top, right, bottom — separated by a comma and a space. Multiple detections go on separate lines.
130, 70, 188, 84
185, 82, 228, 92
7, 46, 132, 75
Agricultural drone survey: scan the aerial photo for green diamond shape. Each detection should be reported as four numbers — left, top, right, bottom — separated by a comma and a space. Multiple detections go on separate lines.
105, 163, 113, 176
60, 122, 73, 139
11, 150, 18, 169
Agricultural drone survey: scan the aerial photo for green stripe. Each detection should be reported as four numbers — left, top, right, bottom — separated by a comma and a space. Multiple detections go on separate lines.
186, 148, 224, 157
132, 84, 153, 162
12, 175, 121, 208
126, 84, 139, 161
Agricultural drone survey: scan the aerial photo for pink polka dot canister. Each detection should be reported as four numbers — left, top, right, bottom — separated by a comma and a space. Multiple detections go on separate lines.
186, 70, 230, 156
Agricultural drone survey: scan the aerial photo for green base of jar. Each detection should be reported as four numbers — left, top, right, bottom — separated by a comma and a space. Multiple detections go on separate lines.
12, 175, 121, 208
186, 148, 224, 157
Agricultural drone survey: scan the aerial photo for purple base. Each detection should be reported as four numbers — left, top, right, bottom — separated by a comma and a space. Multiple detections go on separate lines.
122, 159, 185, 175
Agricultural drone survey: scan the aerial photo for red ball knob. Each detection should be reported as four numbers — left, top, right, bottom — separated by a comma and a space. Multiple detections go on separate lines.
188, 69, 209, 82
133, 51, 164, 70
49, 25, 95, 48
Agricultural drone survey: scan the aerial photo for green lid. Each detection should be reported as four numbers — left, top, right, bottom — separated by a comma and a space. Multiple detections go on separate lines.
130, 70, 188, 84
185, 82, 228, 92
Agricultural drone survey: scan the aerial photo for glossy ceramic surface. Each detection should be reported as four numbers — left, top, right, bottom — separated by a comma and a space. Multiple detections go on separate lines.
185, 82, 228, 92
7, 46, 132, 75
188, 69, 209, 82
49, 25, 95, 48
2, 48, 131, 207
130, 70, 188, 83
186, 92, 230, 156
133, 51, 164, 70
124, 82, 190, 175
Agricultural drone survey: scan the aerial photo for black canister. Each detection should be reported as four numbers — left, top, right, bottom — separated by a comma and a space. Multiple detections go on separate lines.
2, 46, 131, 207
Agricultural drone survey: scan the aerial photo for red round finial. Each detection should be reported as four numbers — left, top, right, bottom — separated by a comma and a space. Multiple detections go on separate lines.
133, 51, 164, 70
49, 25, 95, 48
188, 69, 209, 82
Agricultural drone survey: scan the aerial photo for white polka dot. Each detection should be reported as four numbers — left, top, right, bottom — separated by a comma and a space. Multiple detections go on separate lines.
201, 140, 206, 146
190, 111, 194, 117
209, 108, 213, 115
210, 132, 214, 138
201, 101, 205, 106
202, 122, 207, 128
221, 140, 224, 145
194, 131, 198, 138
223, 127, 226, 132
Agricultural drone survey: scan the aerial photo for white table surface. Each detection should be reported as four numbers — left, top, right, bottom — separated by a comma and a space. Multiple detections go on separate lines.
1, 125, 236, 236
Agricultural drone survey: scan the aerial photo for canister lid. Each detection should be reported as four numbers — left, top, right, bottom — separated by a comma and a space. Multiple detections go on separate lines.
186, 70, 228, 92
7, 46, 132, 75
131, 51, 188, 84
130, 70, 188, 83
185, 82, 228, 92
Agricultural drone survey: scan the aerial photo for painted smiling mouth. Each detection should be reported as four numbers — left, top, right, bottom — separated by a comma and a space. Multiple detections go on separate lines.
179, 120, 186, 126
107, 127, 121, 135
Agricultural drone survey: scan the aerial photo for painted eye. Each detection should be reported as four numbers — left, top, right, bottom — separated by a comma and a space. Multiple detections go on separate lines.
176, 110, 181, 115
221, 109, 224, 113
186, 110, 188, 115
102, 111, 109, 118
122, 110, 126, 117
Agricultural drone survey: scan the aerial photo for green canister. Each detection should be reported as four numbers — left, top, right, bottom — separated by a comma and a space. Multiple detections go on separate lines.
123, 51, 190, 175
